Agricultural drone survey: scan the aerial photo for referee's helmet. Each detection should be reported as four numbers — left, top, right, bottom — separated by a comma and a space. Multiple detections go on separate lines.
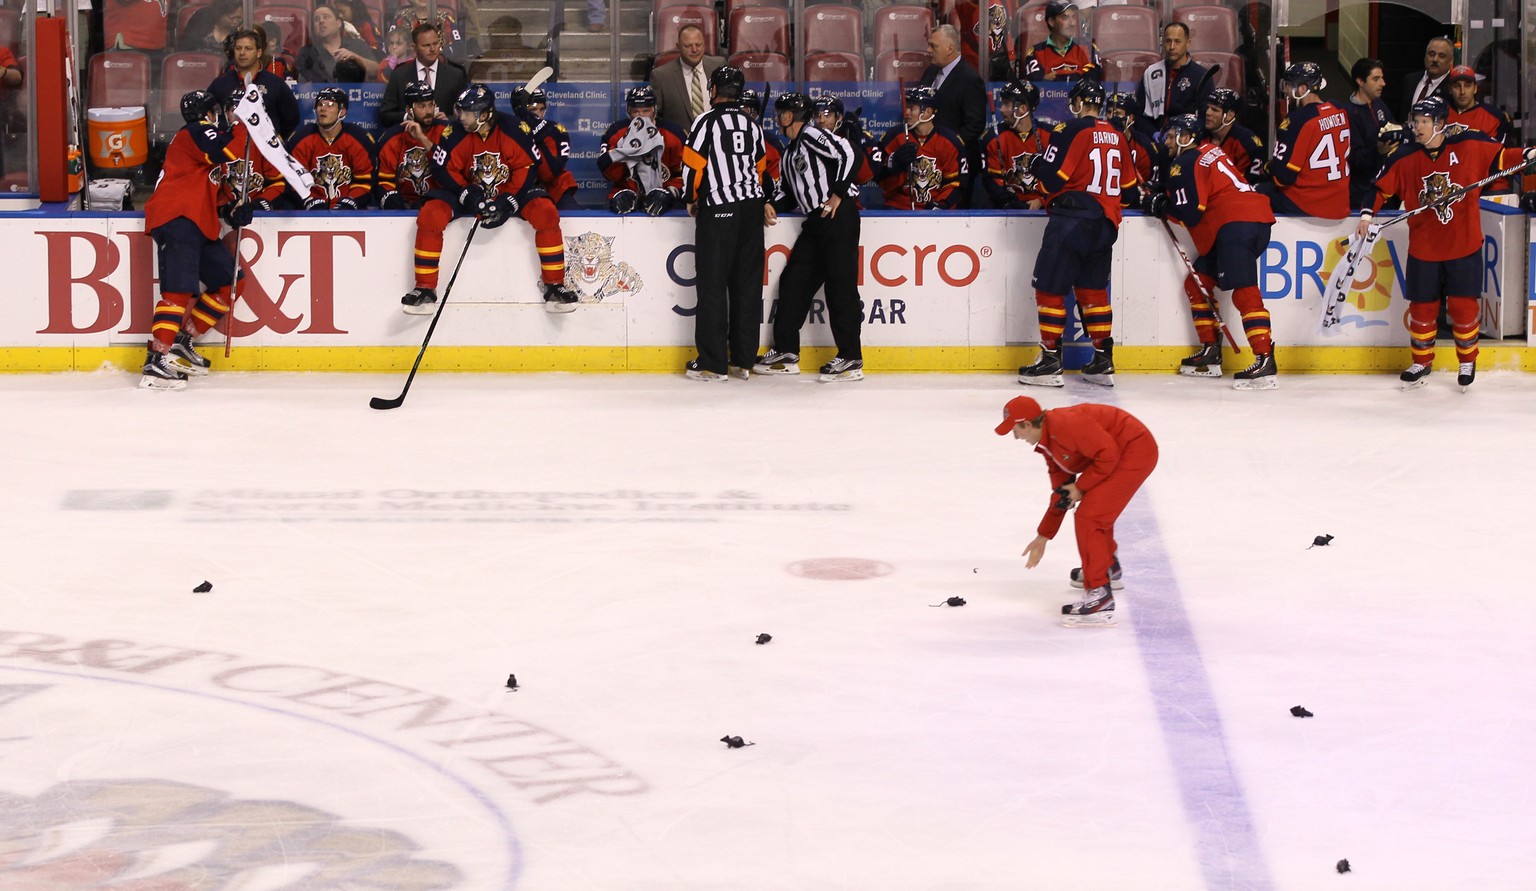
774, 92, 814, 123
710, 65, 746, 99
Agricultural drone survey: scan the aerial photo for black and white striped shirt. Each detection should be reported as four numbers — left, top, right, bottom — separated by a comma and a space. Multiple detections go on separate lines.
777, 122, 859, 214
682, 102, 767, 207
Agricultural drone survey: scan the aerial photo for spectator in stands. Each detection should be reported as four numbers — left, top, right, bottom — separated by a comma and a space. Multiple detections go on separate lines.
0, 46, 19, 90
391, 0, 473, 63
1018, 1, 1102, 83
260, 21, 296, 81
1344, 57, 1396, 210
920, 24, 986, 207
334, 0, 382, 50
1401, 36, 1453, 119
651, 24, 724, 136
210, 29, 300, 140
378, 27, 414, 82
297, 4, 380, 83
179, 0, 245, 53
586, 0, 607, 33
1132, 23, 1216, 139
380, 23, 468, 125
106, 0, 169, 51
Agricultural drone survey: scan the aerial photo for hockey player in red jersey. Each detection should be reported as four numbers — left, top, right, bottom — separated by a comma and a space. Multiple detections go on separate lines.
1443, 65, 1516, 193
1017, 79, 1140, 388
997, 395, 1159, 628
401, 83, 579, 315
1148, 114, 1278, 388
1203, 88, 1266, 182
288, 88, 374, 209
877, 86, 967, 210
1357, 96, 1535, 390
375, 79, 448, 210
981, 80, 1051, 210
512, 87, 580, 209
597, 85, 685, 215
1017, 1, 1101, 83
1259, 62, 1351, 220
743, 89, 784, 200
1105, 92, 1158, 190
139, 91, 249, 390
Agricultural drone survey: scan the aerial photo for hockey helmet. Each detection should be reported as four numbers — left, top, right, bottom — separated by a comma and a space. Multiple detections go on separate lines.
225, 86, 249, 110
709, 65, 746, 99
403, 79, 435, 105
1409, 95, 1449, 122
1165, 113, 1203, 142
509, 88, 534, 112
815, 95, 845, 118
626, 85, 658, 109
997, 80, 1041, 112
456, 83, 496, 116
1066, 78, 1106, 110
740, 87, 761, 108
1281, 61, 1326, 92
774, 92, 814, 123
904, 85, 940, 110
528, 88, 547, 105
316, 86, 349, 110
180, 90, 221, 125
1206, 88, 1241, 114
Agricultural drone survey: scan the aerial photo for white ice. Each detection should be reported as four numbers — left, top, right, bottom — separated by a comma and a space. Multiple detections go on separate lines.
1, 368, 1532, 891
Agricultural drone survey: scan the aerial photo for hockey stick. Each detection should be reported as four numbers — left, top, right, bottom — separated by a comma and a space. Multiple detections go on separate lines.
223, 87, 256, 359
369, 219, 481, 411
1160, 219, 1240, 352
524, 65, 554, 94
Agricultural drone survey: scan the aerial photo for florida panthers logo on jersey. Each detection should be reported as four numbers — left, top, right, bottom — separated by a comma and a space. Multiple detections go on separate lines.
312, 154, 352, 202
908, 156, 943, 205
398, 146, 432, 196
209, 159, 266, 197
1418, 171, 1457, 224
563, 231, 645, 303
469, 151, 510, 192
1004, 150, 1039, 192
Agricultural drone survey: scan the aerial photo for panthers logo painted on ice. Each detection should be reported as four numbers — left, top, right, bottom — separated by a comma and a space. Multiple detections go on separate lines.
1003, 150, 1039, 193
311, 153, 352, 202
469, 150, 510, 192
907, 155, 944, 206
1418, 170, 1458, 224
209, 159, 266, 197
563, 232, 644, 303
397, 145, 432, 197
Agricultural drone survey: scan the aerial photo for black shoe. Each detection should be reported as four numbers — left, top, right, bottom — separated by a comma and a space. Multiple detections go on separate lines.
1017, 348, 1064, 387
1081, 339, 1114, 387
543, 281, 579, 314
401, 287, 438, 315
1232, 351, 1277, 390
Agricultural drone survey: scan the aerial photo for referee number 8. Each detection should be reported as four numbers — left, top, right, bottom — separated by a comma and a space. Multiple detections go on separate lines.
732, 131, 746, 154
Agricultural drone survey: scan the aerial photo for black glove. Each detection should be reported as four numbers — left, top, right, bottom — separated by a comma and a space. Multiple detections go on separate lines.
643, 189, 674, 216
610, 189, 639, 215
222, 201, 255, 228
890, 142, 918, 173
480, 194, 519, 229
302, 197, 328, 211
1521, 192, 1536, 213
380, 191, 407, 210
255, 199, 274, 212
335, 196, 361, 211
458, 184, 486, 212
1142, 192, 1169, 219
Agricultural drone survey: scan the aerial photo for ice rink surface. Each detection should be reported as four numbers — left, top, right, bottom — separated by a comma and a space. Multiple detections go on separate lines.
1, 367, 1532, 891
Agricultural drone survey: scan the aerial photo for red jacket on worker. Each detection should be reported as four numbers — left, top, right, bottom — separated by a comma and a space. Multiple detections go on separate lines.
1028, 403, 1156, 539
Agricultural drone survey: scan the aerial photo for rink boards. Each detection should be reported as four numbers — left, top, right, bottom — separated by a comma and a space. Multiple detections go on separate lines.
3, 204, 1531, 373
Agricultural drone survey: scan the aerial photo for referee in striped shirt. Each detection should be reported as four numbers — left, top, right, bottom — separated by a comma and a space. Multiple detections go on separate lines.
682, 65, 770, 381
754, 93, 865, 382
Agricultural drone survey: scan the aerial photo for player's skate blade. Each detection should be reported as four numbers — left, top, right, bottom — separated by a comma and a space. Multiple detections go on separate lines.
1399, 363, 1430, 391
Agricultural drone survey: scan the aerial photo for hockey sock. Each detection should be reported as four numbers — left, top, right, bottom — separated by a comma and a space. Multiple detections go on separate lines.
151, 292, 193, 349
1034, 290, 1066, 349
1447, 296, 1479, 363
1077, 289, 1112, 347
1183, 273, 1219, 344
1231, 285, 1272, 354
186, 287, 233, 336
522, 197, 567, 285
1407, 302, 1438, 365
413, 200, 453, 288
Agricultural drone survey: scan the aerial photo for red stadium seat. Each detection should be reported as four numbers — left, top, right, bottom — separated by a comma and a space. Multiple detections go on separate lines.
803, 4, 862, 56
874, 50, 931, 83
88, 50, 152, 109
1192, 51, 1244, 94
157, 52, 225, 133
1089, 5, 1158, 53
804, 51, 863, 82
1174, 5, 1240, 54
725, 0, 787, 17
728, 6, 788, 55
175, 4, 208, 42
256, 5, 309, 54
1100, 49, 1161, 87
872, 5, 933, 56
728, 51, 790, 82
1013, 2, 1049, 50
652, 50, 680, 73
656, 6, 719, 53
0, 8, 20, 50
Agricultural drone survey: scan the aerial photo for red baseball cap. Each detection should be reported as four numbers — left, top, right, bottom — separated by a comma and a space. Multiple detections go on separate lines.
995, 395, 1045, 435
1446, 65, 1481, 83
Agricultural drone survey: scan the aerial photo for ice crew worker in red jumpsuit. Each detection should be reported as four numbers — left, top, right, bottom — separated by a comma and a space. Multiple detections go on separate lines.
997, 395, 1159, 628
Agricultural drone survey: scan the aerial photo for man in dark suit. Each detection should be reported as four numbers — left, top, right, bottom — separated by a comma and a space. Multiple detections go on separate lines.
1400, 36, 1453, 120
920, 24, 986, 206
651, 24, 725, 136
380, 22, 469, 125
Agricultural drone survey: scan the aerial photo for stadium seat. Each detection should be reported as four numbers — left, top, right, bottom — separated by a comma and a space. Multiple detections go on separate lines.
175, 4, 208, 43
1013, 2, 1049, 51
803, 4, 863, 56
256, 5, 309, 52
872, 5, 933, 56
651, 50, 680, 73
1192, 51, 1244, 94
1089, 5, 1158, 53
804, 51, 863, 82
728, 7, 788, 56
88, 50, 152, 109
725, 0, 787, 17
656, 6, 719, 53
728, 51, 790, 82
1100, 49, 1161, 87
157, 52, 225, 134
874, 50, 931, 83
1174, 6, 1240, 54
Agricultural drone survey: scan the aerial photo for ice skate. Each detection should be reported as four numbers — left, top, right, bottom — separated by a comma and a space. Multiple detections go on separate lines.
1062, 586, 1117, 628
1070, 559, 1123, 590
1457, 361, 1476, 391
1080, 340, 1115, 387
1399, 363, 1430, 391
1178, 342, 1222, 378
685, 360, 727, 382
139, 344, 188, 391
166, 330, 211, 376
819, 357, 864, 382
1232, 351, 1277, 390
728, 366, 751, 381
401, 286, 438, 316
1017, 348, 1063, 387
542, 281, 579, 314
752, 350, 800, 375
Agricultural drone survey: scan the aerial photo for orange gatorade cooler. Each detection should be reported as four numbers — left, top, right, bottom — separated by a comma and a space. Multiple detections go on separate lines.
87, 107, 149, 169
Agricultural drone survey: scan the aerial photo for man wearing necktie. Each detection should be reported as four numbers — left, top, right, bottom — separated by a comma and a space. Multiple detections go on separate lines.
651, 24, 725, 137
380, 22, 468, 124
920, 24, 986, 207
1399, 36, 1453, 120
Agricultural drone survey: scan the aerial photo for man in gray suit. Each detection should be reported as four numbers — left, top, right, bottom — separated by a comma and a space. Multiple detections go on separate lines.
651, 24, 724, 136
380, 23, 469, 125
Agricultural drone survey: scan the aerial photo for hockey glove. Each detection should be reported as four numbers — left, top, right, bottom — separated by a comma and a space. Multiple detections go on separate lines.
643, 189, 674, 216
458, 184, 486, 212
335, 197, 361, 211
302, 197, 329, 211
889, 142, 919, 173
1524, 145, 1536, 171
379, 191, 407, 210
481, 194, 520, 229
1142, 192, 1169, 220
222, 201, 255, 228
609, 189, 639, 215
255, 199, 275, 212
1522, 192, 1536, 213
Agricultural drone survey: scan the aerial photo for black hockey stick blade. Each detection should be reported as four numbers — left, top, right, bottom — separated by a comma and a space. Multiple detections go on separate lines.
368, 219, 481, 410
369, 394, 405, 411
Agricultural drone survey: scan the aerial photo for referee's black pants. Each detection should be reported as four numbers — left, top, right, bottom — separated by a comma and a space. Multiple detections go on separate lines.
694, 198, 766, 374
771, 201, 862, 360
